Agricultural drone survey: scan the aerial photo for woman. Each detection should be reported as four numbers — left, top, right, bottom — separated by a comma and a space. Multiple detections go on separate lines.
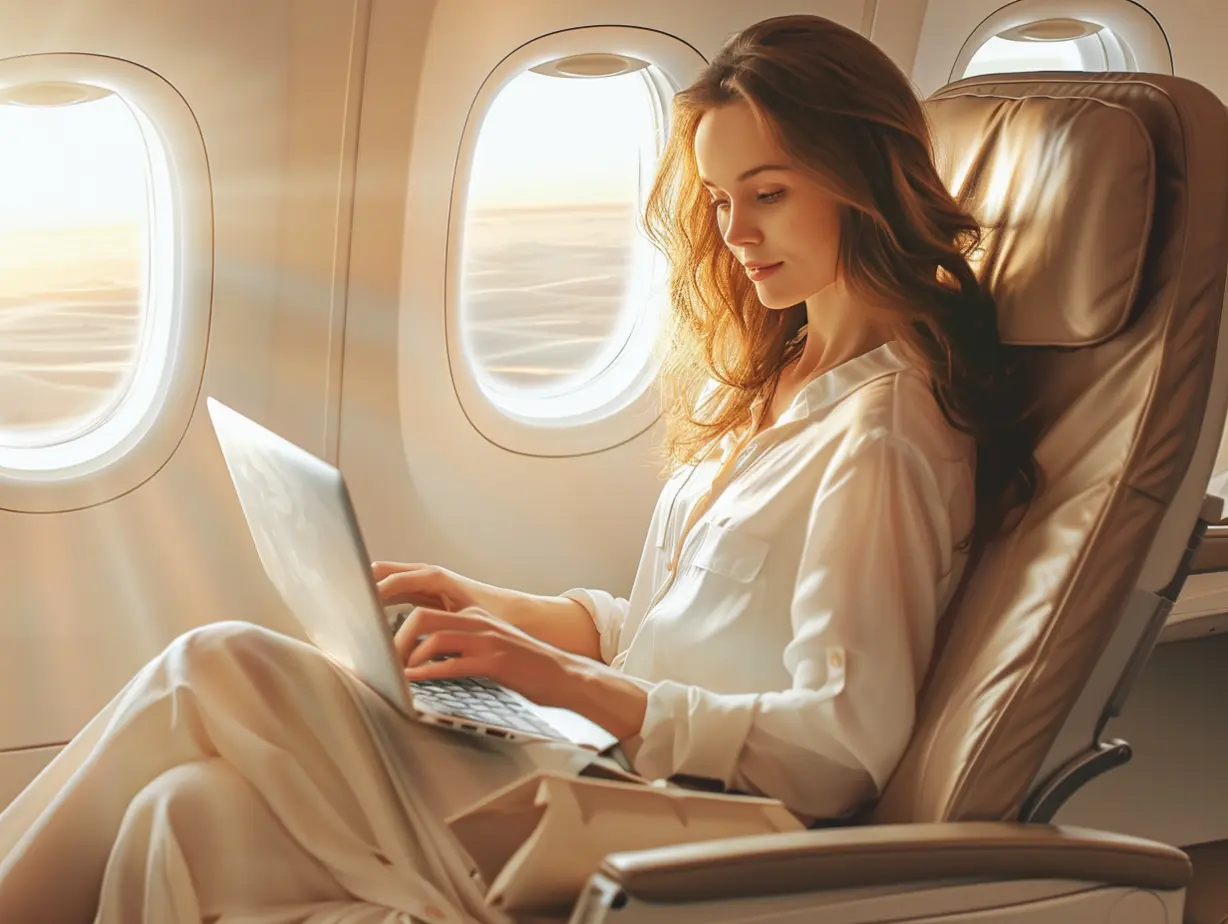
0, 13, 1036, 923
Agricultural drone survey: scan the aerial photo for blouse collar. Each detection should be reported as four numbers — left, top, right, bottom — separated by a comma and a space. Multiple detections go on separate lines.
747, 340, 910, 431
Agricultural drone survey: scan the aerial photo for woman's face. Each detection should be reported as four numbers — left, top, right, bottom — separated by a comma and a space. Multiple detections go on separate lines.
694, 99, 842, 310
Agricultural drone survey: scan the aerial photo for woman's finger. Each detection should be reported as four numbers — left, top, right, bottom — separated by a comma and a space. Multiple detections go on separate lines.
394, 607, 493, 663
404, 630, 496, 669
404, 606, 493, 636
376, 570, 444, 607
370, 561, 424, 582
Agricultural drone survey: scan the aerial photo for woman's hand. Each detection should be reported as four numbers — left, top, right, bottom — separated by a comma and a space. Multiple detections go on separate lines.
393, 606, 647, 740
372, 562, 506, 615
394, 606, 570, 705
373, 561, 604, 661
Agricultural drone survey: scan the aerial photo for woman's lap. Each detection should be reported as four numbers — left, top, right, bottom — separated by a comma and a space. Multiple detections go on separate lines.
0, 620, 530, 924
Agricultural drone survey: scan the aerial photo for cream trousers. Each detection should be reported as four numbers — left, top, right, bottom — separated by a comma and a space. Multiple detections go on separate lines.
0, 620, 556, 924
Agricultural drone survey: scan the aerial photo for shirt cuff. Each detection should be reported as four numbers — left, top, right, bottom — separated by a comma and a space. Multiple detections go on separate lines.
559, 588, 624, 664
631, 681, 760, 787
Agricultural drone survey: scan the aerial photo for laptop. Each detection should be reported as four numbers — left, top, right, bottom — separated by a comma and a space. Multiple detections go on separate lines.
205, 396, 617, 752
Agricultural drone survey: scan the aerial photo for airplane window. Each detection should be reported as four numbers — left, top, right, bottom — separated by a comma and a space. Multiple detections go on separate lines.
458, 57, 667, 417
961, 18, 1133, 79
964, 34, 1087, 76
0, 84, 155, 456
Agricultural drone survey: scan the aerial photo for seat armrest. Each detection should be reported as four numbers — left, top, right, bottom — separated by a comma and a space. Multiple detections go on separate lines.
598, 822, 1191, 904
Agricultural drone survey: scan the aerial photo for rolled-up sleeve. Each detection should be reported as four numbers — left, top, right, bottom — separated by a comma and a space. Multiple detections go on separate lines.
629, 430, 954, 819
558, 588, 628, 665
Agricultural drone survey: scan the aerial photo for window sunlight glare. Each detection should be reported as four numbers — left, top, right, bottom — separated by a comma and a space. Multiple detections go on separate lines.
0, 91, 151, 449
964, 34, 1088, 78
461, 68, 662, 402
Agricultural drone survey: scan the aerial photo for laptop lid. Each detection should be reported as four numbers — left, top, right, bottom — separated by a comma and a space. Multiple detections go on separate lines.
205, 397, 413, 715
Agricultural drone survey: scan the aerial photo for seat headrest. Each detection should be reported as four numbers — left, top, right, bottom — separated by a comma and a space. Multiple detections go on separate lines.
926, 76, 1156, 347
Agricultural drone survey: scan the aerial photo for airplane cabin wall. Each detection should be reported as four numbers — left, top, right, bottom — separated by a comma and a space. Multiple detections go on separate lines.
0, 0, 368, 807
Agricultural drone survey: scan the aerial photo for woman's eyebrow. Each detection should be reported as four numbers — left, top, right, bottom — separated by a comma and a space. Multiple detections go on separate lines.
699, 163, 790, 188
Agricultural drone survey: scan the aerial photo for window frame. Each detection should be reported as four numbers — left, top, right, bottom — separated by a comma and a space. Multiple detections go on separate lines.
0, 54, 212, 513
445, 26, 705, 457
950, 0, 1172, 83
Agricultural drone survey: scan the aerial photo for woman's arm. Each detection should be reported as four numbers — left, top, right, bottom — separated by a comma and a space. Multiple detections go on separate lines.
502, 593, 604, 662
374, 563, 609, 660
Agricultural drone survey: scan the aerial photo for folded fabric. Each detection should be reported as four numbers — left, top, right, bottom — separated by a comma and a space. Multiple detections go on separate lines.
447, 770, 803, 915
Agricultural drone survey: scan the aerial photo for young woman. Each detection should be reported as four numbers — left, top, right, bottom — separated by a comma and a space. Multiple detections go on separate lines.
0, 13, 1036, 923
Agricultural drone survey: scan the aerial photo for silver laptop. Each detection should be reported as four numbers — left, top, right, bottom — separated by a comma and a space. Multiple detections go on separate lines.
205, 396, 615, 751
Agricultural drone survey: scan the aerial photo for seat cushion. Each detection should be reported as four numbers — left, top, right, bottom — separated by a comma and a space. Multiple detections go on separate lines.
1185, 839, 1228, 924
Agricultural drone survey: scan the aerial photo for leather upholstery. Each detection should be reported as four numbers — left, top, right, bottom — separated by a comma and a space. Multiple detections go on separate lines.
871, 73, 1228, 826
932, 89, 1155, 347
598, 822, 1190, 902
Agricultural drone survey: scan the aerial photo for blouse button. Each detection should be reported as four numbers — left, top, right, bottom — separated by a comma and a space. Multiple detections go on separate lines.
828, 650, 844, 669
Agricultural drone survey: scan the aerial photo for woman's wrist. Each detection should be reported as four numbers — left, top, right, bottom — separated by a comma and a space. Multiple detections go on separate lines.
563, 659, 649, 741
473, 583, 534, 625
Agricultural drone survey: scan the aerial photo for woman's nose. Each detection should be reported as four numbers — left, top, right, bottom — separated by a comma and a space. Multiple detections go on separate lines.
722, 204, 761, 249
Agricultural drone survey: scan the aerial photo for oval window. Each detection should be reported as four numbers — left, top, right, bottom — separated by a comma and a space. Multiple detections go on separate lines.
965, 34, 1088, 77
953, 2, 1173, 83
0, 56, 211, 513
457, 54, 671, 425
0, 87, 153, 452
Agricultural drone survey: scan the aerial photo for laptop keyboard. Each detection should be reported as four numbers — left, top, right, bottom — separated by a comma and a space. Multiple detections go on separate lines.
409, 677, 565, 739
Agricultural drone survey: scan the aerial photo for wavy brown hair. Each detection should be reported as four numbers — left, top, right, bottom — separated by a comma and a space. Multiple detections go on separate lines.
642, 13, 1039, 550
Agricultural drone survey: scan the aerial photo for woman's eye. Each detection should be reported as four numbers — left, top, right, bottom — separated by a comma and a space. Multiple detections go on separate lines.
708, 191, 781, 211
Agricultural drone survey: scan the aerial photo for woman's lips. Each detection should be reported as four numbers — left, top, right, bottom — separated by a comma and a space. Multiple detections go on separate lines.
746, 262, 783, 281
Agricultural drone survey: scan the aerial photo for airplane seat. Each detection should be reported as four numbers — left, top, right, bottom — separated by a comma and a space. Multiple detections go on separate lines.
565, 71, 1228, 924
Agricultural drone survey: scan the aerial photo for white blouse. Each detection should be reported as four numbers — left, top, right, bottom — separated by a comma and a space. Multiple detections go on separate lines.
562, 342, 977, 819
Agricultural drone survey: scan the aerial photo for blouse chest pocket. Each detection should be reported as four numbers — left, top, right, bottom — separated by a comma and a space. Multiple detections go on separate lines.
691, 522, 770, 583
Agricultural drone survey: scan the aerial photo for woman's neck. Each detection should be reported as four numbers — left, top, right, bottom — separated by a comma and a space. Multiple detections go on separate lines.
754, 283, 892, 436
791, 280, 891, 383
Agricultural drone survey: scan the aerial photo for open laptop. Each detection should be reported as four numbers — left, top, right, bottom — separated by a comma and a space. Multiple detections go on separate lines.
205, 396, 616, 752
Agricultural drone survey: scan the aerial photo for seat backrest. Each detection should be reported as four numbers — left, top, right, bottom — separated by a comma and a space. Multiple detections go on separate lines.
871, 72, 1228, 826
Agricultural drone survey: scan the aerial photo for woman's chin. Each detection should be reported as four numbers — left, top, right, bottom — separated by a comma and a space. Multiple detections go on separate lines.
756, 289, 803, 311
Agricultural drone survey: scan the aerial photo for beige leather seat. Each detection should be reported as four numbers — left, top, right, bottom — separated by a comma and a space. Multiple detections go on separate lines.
564, 72, 1228, 924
